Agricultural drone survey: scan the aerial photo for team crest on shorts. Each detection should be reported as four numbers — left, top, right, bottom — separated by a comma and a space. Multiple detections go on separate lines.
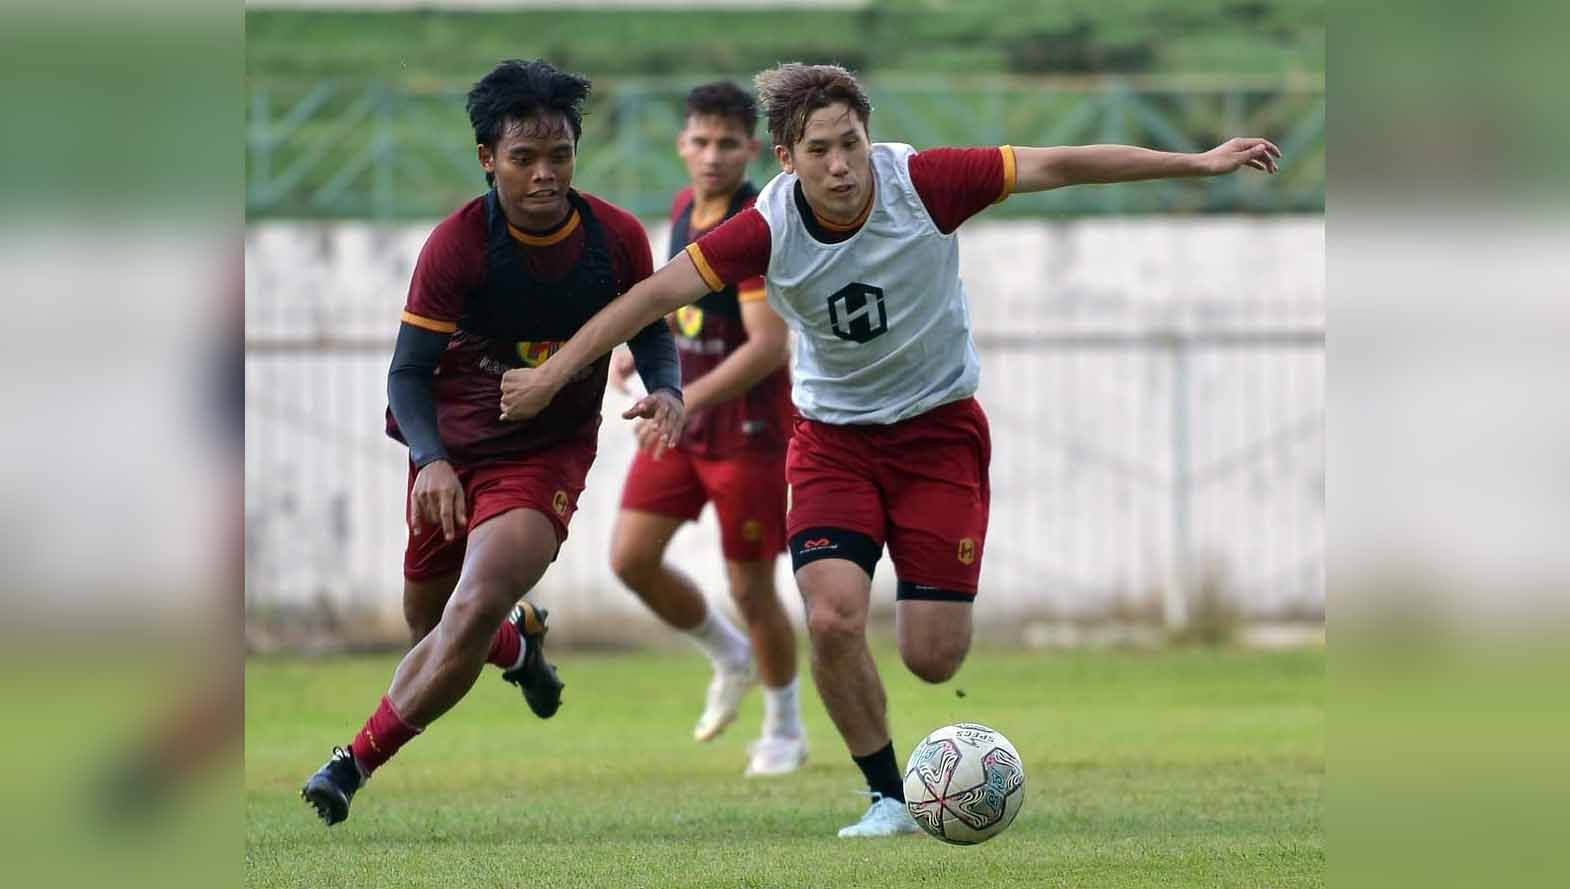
957, 537, 976, 565
515, 340, 563, 368
741, 519, 762, 542
551, 490, 569, 516
675, 305, 704, 338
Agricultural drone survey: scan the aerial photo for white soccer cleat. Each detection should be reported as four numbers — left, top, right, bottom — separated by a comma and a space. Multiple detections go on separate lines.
692, 661, 756, 742
744, 734, 808, 777
837, 794, 921, 838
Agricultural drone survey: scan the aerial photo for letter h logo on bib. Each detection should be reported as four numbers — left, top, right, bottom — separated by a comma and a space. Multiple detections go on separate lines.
827, 282, 888, 343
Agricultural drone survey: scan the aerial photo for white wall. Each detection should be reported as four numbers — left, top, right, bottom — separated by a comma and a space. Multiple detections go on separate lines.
245, 215, 1324, 646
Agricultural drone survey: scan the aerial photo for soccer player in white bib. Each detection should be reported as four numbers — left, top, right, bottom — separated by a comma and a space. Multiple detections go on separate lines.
499, 63, 1281, 838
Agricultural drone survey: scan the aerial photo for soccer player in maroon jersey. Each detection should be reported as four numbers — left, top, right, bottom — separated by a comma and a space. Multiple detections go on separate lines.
301, 60, 686, 826
605, 82, 805, 775
499, 63, 1279, 836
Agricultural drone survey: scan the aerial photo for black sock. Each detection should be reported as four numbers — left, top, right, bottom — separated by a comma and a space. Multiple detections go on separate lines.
852, 742, 904, 802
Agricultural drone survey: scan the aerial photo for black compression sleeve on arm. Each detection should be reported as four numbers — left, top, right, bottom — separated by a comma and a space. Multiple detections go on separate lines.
626, 318, 682, 399
387, 323, 452, 467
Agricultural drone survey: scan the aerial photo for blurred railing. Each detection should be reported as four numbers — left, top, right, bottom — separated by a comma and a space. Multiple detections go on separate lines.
247, 77, 1324, 220
243, 216, 1323, 649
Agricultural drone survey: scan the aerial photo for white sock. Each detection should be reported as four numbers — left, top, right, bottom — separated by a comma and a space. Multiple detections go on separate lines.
507, 636, 528, 672
761, 677, 802, 739
687, 607, 750, 671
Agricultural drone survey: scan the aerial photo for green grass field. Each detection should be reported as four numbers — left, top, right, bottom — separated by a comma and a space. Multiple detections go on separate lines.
246, 643, 1322, 888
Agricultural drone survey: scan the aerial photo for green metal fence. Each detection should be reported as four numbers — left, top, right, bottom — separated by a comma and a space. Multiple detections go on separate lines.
247, 77, 1324, 220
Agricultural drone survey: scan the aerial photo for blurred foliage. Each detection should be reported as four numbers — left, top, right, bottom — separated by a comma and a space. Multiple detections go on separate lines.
247, 78, 1324, 219
244, 2, 1323, 219
246, 0, 1324, 85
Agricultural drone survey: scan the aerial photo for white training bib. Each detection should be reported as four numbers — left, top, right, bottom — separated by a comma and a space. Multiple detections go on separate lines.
755, 142, 981, 425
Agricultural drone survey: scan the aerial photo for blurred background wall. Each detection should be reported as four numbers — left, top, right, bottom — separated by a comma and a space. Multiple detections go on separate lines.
243, 0, 1324, 649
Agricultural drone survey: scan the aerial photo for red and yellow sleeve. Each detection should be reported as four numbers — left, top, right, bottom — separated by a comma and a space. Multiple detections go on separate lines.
909, 146, 1012, 233
399, 310, 457, 333
737, 275, 767, 303
402, 207, 484, 332
684, 243, 726, 292
685, 207, 771, 292
996, 145, 1017, 204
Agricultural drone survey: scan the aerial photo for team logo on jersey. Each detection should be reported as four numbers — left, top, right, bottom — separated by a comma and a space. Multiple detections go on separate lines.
827, 282, 888, 344
552, 490, 569, 516
957, 537, 976, 565
675, 305, 704, 338
515, 340, 563, 367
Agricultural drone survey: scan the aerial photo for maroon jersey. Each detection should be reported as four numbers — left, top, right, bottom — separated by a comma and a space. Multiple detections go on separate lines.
389, 189, 653, 462
667, 182, 793, 458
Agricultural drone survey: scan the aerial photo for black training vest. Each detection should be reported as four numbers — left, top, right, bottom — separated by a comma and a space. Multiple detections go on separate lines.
425, 189, 622, 460
667, 181, 759, 319
465, 188, 621, 347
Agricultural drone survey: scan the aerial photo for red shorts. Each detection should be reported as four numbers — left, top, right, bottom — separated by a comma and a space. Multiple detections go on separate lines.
403, 436, 597, 581
619, 446, 788, 563
786, 397, 990, 599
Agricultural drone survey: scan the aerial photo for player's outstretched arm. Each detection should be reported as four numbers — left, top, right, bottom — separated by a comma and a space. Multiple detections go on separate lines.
499, 251, 710, 426
1012, 138, 1280, 193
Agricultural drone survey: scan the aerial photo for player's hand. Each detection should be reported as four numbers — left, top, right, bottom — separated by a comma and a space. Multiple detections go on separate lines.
410, 459, 467, 543
1199, 137, 1281, 175
633, 417, 665, 458
622, 388, 684, 460
499, 366, 559, 422
608, 347, 636, 394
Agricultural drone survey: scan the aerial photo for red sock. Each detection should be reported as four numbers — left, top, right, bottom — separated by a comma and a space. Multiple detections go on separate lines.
349, 695, 421, 776
486, 619, 521, 669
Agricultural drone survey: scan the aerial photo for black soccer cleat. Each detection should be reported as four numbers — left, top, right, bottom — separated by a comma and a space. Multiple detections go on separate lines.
300, 746, 363, 827
501, 601, 565, 719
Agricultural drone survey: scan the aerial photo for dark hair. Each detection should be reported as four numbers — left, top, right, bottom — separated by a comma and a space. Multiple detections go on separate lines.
753, 63, 871, 150
684, 81, 758, 135
466, 59, 592, 186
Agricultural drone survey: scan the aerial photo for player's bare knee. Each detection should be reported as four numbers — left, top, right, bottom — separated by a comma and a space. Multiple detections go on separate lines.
732, 593, 780, 629
609, 544, 659, 591
439, 584, 510, 652
804, 601, 863, 653
727, 577, 778, 625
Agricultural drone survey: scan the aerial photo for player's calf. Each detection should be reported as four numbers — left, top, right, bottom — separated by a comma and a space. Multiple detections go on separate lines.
899, 646, 966, 684
894, 596, 973, 683
403, 573, 459, 644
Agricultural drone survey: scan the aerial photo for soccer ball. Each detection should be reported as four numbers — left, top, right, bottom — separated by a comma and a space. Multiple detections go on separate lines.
903, 722, 1025, 845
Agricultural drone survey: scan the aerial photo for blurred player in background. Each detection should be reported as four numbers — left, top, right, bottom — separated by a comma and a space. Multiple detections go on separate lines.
496, 62, 1280, 837
301, 59, 685, 826
100, 259, 245, 819
606, 82, 804, 776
